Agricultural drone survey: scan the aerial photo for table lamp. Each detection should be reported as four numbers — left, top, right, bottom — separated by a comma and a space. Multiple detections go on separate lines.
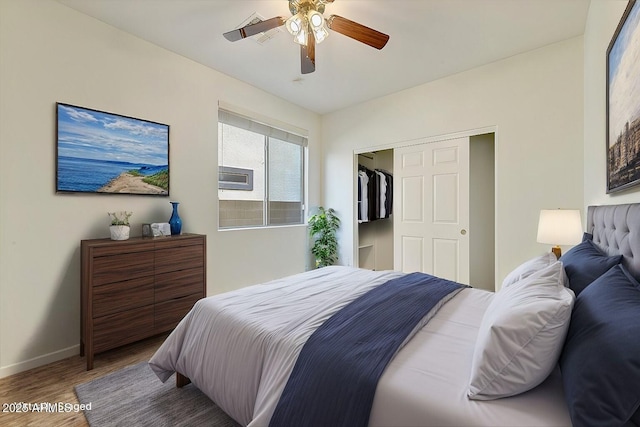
536, 209, 583, 258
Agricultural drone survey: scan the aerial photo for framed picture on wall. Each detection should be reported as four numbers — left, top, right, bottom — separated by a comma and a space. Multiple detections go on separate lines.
607, 0, 640, 193
56, 103, 170, 196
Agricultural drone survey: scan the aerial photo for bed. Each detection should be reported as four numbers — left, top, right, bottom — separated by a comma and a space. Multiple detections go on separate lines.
149, 203, 640, 427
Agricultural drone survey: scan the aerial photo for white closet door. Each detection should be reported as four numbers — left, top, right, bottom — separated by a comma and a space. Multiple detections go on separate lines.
393, 137, 470, 284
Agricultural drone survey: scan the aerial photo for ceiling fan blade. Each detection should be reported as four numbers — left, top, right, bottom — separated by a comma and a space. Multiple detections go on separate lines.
326, 15, 389, 50
223, 16, 286, 42
301, 33, 316, 74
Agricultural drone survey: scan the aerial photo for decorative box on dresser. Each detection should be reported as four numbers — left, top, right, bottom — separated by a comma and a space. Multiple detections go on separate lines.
81, 233, 206, 370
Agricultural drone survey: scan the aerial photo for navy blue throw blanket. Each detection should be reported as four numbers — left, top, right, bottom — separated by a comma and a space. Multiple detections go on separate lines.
269, 272, 466, 427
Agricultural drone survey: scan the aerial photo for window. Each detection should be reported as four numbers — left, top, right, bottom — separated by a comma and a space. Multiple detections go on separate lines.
218, 109, 306, 229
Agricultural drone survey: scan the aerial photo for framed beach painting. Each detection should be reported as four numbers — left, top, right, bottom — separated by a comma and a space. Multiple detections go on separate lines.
56, 103, 170, 196
607, 0, 640, 193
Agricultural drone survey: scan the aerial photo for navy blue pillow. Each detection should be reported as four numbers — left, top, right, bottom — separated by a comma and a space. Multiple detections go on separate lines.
559, 239, 621, 295
559, 264, 640, 427
582, 232, 593, 242
629, 408, 640, 427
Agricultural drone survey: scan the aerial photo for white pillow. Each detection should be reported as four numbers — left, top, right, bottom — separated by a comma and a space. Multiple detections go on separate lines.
501, 252, 557, 288
468, 261, 575, 400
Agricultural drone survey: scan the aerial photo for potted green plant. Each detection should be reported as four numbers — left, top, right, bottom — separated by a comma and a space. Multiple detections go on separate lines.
308, 206, 341, 268
108, 211, 132, 241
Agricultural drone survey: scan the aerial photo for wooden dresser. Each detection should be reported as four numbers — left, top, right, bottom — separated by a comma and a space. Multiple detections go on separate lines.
80, 233, 206, 370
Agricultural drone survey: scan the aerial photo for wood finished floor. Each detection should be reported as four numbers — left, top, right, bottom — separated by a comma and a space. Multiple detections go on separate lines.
0, 334, 168, 427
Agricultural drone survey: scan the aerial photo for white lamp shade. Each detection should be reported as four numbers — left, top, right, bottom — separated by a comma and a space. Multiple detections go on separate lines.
537, 209, 583, 245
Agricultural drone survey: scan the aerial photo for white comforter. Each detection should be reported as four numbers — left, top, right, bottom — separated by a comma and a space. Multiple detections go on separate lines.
149, 266, 404, 426
149, 266, 571, 427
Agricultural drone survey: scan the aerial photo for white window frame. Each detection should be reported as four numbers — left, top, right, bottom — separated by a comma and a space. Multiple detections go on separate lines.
218, 107, 308, 230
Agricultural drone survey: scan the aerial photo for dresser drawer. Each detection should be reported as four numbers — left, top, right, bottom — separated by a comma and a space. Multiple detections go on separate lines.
154, 293, 201, 333
154, 235, 204, 250
93, 276, 154, 318
155, 267, 204, 303
155, 244, 204, 275
91, 242, 153, 257
92, 251, 154, 286
93, 306, 154, 353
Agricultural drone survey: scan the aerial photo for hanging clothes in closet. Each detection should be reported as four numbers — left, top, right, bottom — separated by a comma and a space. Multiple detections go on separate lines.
358, 165, 392, 222
358, 166, 371, 222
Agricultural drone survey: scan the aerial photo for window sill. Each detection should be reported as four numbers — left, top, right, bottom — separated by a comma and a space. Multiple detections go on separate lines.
218, 223, 307, 232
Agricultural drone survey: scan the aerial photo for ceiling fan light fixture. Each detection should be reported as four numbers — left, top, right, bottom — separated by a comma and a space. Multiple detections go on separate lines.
307, 10, 324, 29
306, 9, 328, 44
285, 13, 304, 36
293, 25, 308, 45
312, 25, 329, 43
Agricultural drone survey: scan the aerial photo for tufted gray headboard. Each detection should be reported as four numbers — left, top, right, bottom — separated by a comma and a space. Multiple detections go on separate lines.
587, 203, 640, 281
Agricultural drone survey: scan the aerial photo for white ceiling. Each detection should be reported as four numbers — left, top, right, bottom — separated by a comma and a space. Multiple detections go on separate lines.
56, 0, 591, 115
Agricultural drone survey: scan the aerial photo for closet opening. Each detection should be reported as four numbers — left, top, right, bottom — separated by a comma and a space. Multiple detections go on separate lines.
354, 132, 495, 291
357, 150, 394, 271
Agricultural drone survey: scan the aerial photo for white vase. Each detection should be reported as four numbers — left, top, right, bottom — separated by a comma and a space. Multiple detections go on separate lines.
110, 225, 130, 241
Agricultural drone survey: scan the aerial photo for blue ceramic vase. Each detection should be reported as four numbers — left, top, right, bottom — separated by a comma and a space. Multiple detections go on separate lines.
169, 201, 182, 235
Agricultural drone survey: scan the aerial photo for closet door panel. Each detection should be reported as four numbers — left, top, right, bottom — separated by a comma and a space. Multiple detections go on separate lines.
394, 138, 469, 284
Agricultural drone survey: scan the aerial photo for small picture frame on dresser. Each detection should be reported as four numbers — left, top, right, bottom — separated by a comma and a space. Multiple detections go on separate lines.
142, 224, 153, 237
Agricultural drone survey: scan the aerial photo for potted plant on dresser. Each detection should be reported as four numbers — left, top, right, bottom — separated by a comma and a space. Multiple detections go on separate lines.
108, 211, 132, 240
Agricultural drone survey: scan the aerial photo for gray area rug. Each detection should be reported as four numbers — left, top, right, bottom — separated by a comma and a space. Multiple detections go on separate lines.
75, 362, 240, 427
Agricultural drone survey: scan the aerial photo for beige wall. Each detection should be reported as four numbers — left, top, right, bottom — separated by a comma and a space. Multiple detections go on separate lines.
584, 0, 638, 207
0, 0, 321, 376
469, 133, 496, 291
322, 37, 585, 288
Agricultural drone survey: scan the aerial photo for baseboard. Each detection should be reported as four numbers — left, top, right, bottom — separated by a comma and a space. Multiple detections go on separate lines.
0, 345, 80, 379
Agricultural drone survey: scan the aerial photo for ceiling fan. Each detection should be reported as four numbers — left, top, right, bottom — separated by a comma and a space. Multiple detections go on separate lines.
223, 0, 390, 74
